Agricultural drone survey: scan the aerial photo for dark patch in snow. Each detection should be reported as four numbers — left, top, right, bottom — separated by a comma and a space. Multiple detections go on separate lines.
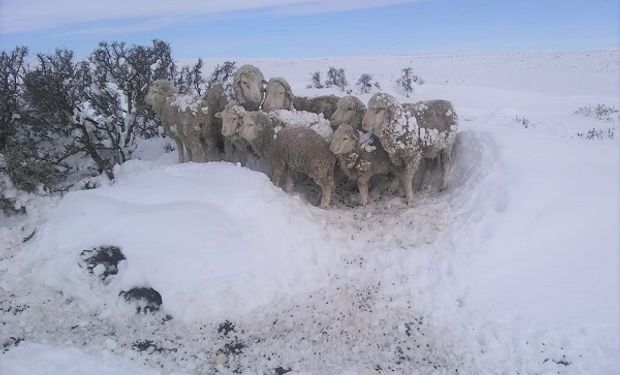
2, 336, 24, 353
132, 339, 176, 354
218, 340, 246, 356
120, 287, 162, 314
22, 229, 36, 243
218, 320, 236, 336
273, 366, 292, 375
80, 245, 126, 283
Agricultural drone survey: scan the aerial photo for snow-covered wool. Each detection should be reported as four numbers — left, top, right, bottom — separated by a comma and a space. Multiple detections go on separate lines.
145, 80, 207, 162
330, 95, 367, 130
329, 124, 395, 206
238, 111, 336, 208
268, 109, 333, 141
403, 99, 458, 191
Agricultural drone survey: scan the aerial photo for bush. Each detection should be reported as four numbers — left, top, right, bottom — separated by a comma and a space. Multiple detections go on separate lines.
397, 67, 424, 97
356, 73, 380, 94
308, 71, 323, 89
575, 104, 619, 123
206, 61, 237, 90
325, 66, 348, 91
576, 127, 615, 140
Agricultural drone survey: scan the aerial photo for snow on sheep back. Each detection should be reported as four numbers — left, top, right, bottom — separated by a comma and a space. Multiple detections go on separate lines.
21, 162, 339, 323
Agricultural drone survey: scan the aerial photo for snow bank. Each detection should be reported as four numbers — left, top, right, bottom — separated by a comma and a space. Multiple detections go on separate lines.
18, 162, 340, 323
1, 343, 179, 375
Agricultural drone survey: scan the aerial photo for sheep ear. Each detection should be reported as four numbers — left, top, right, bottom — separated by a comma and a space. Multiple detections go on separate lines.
214, 112, 222, 119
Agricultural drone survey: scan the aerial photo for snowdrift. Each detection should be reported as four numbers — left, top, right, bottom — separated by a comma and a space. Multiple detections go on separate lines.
19, 162, 340, 322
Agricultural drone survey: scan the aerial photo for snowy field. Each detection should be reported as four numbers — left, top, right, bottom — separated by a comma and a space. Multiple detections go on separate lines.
1, 49, 619, 374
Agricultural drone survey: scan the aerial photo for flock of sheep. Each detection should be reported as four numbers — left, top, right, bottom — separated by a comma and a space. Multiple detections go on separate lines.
145, 65, 458, 208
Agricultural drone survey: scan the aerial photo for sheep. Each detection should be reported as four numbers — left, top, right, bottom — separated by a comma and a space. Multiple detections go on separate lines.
202, 64, 266, 160
361, 93, 457, 204
261, 76, 340, 119
262, 77, 294, 113
329, 124, 395, 206
232, 64, 266, 111
216, 104, 253, 164
237, 111, 336, 209
403, 100, 458, 191
330, 95, 367, 129
293, 95, 340, 119
146, 80, 207, 162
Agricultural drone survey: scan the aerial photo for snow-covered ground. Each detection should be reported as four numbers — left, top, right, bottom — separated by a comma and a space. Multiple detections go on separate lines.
1, 49, 619, 374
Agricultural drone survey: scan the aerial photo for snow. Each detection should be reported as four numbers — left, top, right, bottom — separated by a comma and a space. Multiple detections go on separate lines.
1, 49, 619, 374
270, 109, 333, 140
14, 162, 338, 322
2, 343, 180, 375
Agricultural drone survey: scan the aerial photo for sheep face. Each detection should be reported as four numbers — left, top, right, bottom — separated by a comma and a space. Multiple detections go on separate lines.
220, 105, 245, 137
331, 95, 366, 129
146, 80, 177, 111
362, 93, 397, 133
233, 65, 265, 110
238, 112, 263, 142
329, 124, 359, 155
263, 78, 294, 113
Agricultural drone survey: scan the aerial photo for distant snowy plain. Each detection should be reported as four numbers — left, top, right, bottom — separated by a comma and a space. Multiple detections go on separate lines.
1, 49, 619, 374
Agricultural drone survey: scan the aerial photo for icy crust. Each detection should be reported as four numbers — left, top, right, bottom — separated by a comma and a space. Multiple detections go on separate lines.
269, 109, 333, 141
15, 163, 340, 323
170, 94, 205, 114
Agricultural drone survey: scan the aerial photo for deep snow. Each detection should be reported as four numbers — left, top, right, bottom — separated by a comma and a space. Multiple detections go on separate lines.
1, 49, 619, 374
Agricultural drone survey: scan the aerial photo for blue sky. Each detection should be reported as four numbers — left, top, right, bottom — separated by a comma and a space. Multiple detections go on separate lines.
0, 0, 618, 58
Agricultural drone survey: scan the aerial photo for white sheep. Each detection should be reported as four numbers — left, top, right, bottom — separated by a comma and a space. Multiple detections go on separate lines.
361, 93, 457, 204
146, 80, 207, 162
237, 111, 336, 209
261, 76, 340, 119
330, 95, 367, 130
403, 100, 458, 191
329, 124, 395, 206
202, 64, 266, 161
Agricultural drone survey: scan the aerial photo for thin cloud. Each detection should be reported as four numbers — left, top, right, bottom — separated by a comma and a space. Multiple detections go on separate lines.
0, 0, 425, 35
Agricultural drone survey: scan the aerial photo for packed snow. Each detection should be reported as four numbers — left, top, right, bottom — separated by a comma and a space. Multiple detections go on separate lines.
1, 49, 619, 374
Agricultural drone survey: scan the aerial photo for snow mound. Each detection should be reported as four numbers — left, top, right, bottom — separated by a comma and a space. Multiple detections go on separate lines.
2, 343, 175, 375
19, 162, 340, 323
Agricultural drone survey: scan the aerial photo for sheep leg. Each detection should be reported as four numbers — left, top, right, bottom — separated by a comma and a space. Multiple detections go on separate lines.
319, 181, 334, 209
283, 171, 295, 193
357, 176, 371, 207
439, 147, 452, 191
413, 157, 428, 192
401, 156, 420, 205
172, 136, 186, 162
270, 159, 286, 187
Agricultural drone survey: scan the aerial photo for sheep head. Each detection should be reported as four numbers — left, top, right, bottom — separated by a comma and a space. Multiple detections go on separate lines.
331, 95, 366, 129
238, 112, 266, 142
362, 93, 399, 133
329, 124, 359, 155
146, 80, 177, 112
233, 64, 265, 111
218, 104, 246, 137
263, 77, 294, 113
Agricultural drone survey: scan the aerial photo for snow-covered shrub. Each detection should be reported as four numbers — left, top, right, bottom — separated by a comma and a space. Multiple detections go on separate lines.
514, 116, 534, 129
576, 127, 615, 140
206, 61, 237, 90
356, 73, 380, 94
175, 58, 207, 95
0, 46, 27, 151
575, 104, 619, 123
325, 66, 348, 91
308, 71, 324, 89
397, 67, 425, 97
